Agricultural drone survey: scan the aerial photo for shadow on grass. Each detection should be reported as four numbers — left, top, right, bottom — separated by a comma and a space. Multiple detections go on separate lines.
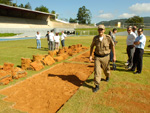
110, 60, 126, 71
17, 65, 21, 68
82, 79, 93, 89
143, 52, 150, 57
28, 47, 49, 51
82, 78, 108, 89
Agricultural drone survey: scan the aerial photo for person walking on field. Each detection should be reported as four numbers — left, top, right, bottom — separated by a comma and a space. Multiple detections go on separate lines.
35, 31, 41, 49
130, 28, 146, 74
49, 30, 55, 51
60, 31, 67, 48
54, 32, 60, 50
89, 25, 116, 92
45, 31, 50, 50
126, 26, 137, 69
108, 28, 117, 62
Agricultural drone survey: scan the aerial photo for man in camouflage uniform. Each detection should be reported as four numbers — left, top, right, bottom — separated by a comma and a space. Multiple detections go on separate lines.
89, 25, 116, 92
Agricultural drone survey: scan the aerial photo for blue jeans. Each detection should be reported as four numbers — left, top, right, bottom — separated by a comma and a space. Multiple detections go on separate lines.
36, 39, 41, 49
61, 40, 65, 47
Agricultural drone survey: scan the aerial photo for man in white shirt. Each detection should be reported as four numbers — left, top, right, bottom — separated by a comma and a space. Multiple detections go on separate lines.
35, 31, 41, 49
130, 28, 146, 74
49, 30, 55, 51
126, 26, 137, 69
60, 31, 67, 48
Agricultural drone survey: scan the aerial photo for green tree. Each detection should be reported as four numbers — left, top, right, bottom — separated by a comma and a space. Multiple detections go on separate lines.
24, 2, 32, 9
51, 10, 58, 19
35, 5, 49, 13
125, 16, 144, 27
69, 18, 77, 23
51, 10, 56, 14
77, 6, 92, 24
0, 0, 12, 5
18, 3, 24, 8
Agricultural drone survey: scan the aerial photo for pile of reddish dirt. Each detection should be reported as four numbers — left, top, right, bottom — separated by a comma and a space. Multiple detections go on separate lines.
70, 51, 94, 63
0, 63, 27, 85
21, 44, 88, 72
0, 63, 94, 113
102, 82, 150, 113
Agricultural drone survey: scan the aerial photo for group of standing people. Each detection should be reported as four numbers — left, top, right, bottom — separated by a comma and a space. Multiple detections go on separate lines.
89, 24, 146, 92
35, 30, 67, 50
126, 26, 146, 74
45, 30, 67, 50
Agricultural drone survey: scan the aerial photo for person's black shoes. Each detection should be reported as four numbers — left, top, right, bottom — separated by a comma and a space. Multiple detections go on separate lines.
129, 69, 135, 71
106, 77, 109, 82
134, 71, 141, 74
93, 85, 99, 92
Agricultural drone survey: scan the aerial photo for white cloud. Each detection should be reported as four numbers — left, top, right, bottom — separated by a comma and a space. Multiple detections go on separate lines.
99, 10, 104, 14
119, 13, 135, 18
129, 3, 150, 13
98, 13, 113, 19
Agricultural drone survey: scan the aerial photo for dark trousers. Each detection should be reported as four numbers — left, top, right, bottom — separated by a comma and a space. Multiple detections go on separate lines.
49, 41, 54, 51
131, 48, 144, 73
61, 40, 65, 47
110, 49, 113, 62
127, 45, 135, 67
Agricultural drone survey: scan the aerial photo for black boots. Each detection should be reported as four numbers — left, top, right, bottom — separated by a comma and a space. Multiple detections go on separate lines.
106, 77, 109, 82
93, 85, 99, 92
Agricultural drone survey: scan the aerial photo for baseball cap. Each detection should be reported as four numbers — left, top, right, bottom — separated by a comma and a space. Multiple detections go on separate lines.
98, 25, 105, 29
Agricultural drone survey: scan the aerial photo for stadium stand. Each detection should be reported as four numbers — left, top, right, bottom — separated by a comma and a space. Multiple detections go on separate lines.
0, 4, 96, 37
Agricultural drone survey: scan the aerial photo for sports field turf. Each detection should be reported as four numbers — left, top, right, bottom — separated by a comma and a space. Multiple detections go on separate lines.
0, 34, 150, 113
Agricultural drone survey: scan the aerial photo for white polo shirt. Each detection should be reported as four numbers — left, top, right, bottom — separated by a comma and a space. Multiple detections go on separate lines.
36, 34, 41, 40
126, 32, 136, 45
61, 33, 67, 40
49, 32, 54, 41
54, 35, 60, 42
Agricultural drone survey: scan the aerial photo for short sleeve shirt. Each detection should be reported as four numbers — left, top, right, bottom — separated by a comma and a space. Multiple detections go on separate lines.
126, 32, 136, 45
49, 32, 54, 41
36, 34, 41, 40
90, 34, 114, 56
135, 34, 146, 49
61, 33, 67, 40
54, 36, 60, 42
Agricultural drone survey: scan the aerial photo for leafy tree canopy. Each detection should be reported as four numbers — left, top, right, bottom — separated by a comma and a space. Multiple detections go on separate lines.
69, 18, 77, 23
35, 5, 49, 13
77, 6, 92, 24
0, 0, 12, 5
24, 2, 32, 9
125, 16, 143, 23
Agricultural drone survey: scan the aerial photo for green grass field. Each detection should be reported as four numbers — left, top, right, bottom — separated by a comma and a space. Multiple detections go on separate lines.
0, 33, 17, 37
0, 34, 150, 113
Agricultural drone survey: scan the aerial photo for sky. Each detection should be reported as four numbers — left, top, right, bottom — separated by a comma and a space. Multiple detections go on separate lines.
15, 0, 150, 23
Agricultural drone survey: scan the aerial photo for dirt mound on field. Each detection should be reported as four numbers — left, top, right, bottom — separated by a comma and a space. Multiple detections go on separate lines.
70, 51, 94, 63
0, 63, 94, 113
0, 63, 27, 85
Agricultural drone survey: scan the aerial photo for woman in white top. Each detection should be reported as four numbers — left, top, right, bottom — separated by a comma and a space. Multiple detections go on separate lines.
35, 31, 41, 49
54, 32, 60, 50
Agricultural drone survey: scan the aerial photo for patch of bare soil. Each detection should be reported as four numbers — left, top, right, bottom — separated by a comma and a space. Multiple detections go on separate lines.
70, 51, 94, 63
102, 82, 150, 113
0, 63, 94, 113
